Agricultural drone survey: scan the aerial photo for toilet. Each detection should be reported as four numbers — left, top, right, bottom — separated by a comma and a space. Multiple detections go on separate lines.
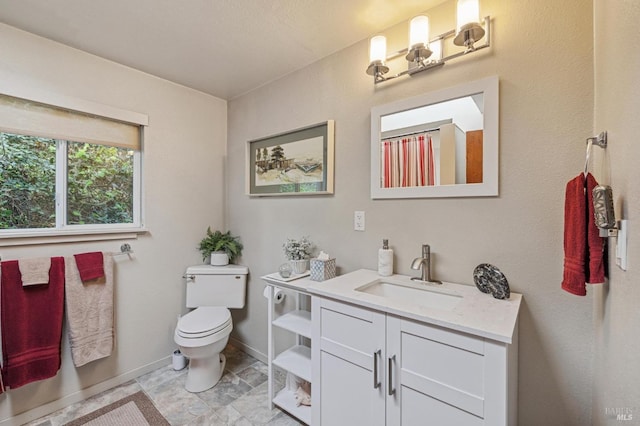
174, 264, 248, 393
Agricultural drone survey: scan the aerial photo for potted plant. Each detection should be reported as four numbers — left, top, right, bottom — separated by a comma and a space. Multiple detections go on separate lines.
283, 236, 313, 274
198, 227, 243, 266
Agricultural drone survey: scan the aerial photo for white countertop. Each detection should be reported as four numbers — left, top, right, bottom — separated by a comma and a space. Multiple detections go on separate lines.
306, 269, 522, 344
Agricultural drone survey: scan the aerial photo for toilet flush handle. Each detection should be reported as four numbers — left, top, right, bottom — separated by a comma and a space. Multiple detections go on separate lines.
182, 274, 196, 281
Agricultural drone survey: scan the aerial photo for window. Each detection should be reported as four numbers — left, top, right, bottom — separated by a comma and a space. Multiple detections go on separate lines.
0, 93, 145, 238
1, 133, 56, 229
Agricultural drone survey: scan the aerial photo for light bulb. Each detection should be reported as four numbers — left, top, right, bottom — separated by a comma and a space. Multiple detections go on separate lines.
457, 0, 480, 32
408, 15, 429, 50
369, 35, 387, 64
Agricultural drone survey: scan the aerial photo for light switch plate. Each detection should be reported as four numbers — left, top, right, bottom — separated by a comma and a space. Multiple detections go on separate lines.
616, 219, 628, 271
354, 211, 365, 231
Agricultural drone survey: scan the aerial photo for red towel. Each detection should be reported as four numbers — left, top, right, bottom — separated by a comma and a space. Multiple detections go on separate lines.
1, 257, 65, 389
562, 173, 606, 296
73, 252, 104, 282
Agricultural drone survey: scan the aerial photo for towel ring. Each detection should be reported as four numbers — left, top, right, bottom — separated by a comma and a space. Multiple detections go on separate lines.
586, 131, 607, 148
584, 131, 608, 175
584, 139, 593, 175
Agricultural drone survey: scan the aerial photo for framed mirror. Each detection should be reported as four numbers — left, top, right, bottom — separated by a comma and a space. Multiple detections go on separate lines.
370, 76, 498, 198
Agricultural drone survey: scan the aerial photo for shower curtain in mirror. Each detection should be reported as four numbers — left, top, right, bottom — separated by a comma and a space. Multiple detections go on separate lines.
381, 133, 435, 188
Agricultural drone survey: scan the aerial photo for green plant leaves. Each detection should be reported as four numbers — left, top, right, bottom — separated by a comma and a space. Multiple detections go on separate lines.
198, 227, 244, 262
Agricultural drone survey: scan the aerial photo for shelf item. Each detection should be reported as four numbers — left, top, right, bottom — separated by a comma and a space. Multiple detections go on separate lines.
273, 388, 311, 425
272, 310, 312, 338
273, 345, 311, 382
264, 271, 310, 282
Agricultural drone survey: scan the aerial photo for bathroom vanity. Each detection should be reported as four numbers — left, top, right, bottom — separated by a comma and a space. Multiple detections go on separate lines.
308, 269, 521, 426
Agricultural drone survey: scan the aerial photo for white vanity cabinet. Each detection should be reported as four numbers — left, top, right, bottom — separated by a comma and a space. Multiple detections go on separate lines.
312, 298, 386, 426
311, 296, 518, 426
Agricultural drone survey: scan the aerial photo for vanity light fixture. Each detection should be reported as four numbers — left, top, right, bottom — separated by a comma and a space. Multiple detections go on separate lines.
366, 0, 491, 84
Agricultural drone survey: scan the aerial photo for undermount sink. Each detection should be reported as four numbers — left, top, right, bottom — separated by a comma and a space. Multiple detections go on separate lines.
355, 279, 462, 311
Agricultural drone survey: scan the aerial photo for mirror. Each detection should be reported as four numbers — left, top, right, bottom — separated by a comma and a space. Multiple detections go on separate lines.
371, 76, 498, 198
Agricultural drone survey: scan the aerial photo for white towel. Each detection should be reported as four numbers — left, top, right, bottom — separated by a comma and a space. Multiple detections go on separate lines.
64, 252, 115, 367
295, 383, 311, 406
18, 257, 51, 286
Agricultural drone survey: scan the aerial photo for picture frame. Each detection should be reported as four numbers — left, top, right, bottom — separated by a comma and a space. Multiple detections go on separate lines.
246, 121, 334, 196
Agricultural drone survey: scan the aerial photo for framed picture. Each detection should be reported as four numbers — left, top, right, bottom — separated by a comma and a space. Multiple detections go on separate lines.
246, 121, 334, 196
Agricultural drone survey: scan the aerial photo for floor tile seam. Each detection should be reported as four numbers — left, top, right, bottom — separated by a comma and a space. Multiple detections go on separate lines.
192, 376, 255, 411
222, 369, 255, 391
228, 386, 281, 425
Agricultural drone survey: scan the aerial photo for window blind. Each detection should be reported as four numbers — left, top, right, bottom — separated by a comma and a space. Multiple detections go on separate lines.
0, 94, 140, 150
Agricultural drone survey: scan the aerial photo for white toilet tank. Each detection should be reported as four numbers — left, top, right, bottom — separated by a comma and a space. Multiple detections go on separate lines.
185, 264, 248, 308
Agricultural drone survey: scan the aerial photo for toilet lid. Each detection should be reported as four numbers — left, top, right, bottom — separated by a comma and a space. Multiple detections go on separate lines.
177, 307, 231, 338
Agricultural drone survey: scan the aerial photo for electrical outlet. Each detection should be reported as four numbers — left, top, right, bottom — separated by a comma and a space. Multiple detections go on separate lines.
354, 211, 365, 231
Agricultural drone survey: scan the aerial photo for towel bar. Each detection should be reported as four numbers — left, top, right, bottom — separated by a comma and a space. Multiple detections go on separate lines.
0, 244, 134, 262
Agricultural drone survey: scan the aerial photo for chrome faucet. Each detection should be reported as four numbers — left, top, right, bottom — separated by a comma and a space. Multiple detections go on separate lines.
411, 244, 442, 284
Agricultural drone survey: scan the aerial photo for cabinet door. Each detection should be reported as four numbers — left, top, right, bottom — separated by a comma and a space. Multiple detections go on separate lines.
312, 298, 386, 426
387, 316, 486, 426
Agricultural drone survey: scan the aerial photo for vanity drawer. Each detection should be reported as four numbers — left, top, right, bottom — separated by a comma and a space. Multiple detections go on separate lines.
317, 298, 384, 357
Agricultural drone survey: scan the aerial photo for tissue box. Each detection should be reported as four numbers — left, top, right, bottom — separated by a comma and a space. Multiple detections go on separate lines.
310, 258, 336, 281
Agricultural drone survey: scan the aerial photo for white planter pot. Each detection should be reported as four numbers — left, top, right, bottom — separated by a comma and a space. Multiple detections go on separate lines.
290, 259, 308, 274
210, 252, 229, 266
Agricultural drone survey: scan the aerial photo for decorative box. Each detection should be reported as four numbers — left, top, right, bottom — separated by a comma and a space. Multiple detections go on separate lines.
310, 258, 336, 281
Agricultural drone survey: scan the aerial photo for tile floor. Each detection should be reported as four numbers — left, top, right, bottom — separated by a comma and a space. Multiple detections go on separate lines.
26, 345, 304, 426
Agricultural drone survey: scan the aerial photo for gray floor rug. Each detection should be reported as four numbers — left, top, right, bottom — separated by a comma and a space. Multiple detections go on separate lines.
64, 391, 170, 426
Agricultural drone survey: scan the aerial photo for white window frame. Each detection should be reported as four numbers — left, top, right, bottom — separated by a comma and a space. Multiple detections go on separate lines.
0, 85, 148, 245
54, 139, 143, 230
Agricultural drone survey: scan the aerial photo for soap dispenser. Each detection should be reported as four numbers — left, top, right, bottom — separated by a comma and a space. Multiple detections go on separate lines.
378, 239, 393, 276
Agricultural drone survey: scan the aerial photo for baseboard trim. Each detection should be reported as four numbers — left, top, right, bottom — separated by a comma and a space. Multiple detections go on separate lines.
229, 337, 266, 364
1, 356, 170, 426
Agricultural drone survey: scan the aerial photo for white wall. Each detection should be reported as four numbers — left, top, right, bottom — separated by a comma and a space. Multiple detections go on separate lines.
592, 1, 640, 424
0, 24, 227, 424
227, 1, 596, 425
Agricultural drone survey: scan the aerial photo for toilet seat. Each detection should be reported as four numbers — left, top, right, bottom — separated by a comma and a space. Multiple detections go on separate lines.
176, 307, 231, 339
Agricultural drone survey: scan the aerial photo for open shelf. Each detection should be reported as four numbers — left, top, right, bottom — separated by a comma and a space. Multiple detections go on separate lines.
273, 388, 311, 425
272, 345, 311, 382
272, 310, 312, 338
264, 275, 313, 425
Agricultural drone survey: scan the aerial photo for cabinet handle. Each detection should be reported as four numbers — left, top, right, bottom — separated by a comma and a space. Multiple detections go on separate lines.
388, 354, 396, 396
373, 349, 381, 389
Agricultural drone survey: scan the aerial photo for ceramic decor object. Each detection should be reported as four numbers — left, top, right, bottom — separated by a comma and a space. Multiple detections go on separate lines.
473, 263, 510, 299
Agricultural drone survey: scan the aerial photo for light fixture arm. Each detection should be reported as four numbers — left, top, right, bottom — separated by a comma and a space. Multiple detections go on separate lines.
369, 15, 491, 85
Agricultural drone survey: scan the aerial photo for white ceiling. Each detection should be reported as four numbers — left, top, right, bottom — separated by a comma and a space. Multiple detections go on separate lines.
0, 0, 446, 100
